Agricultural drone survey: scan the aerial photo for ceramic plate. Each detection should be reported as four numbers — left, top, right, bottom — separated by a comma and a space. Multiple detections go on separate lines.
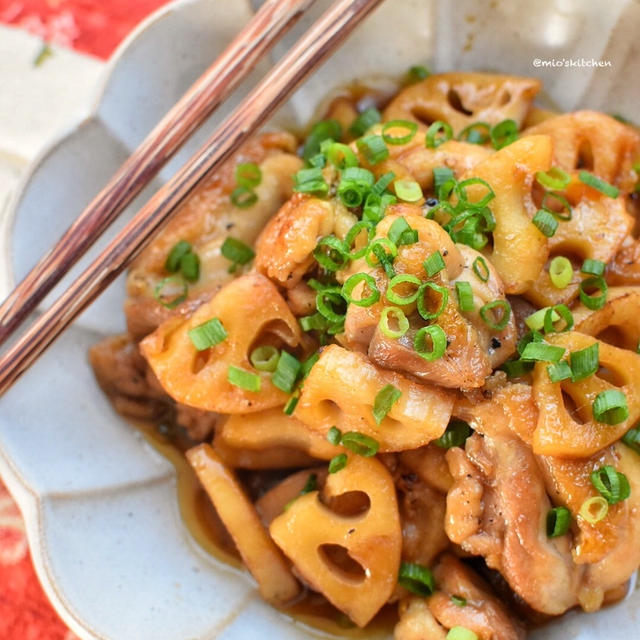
1, 0, 640, 638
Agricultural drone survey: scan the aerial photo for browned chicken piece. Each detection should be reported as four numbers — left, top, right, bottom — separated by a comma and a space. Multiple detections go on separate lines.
125, 132, 302, 338
89, 334, 218, 441
395, 597, 448, 640
428, 555, 526, 640
399, 444, 453, 494
445, 432, 582, 615
607, 236, 640, 287
384, 72, 540, 135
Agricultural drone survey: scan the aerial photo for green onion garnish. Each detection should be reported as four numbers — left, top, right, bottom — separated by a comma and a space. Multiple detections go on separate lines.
221, 237, 255, 269
544, 304, 573, 333
579, 276, 608, 310
592, 389, 629, 425
424, 251, 446, 277
316, 288, 347, 324
434, 419, 471, 448
328, 453, 348, 473
271, 351, 302, 394
188, 317, 227, 351
235, 162, 262, 189
457, 122, 490, 144
455, 281, 474, 312
407, 64, 430, 82
520, 342, 565, 363
472, 256, 490, 282
536, 167, 570, 191
541, 191, 572, 221
300, 473, 317, 495
345, 221, 374, 259
283, 396, 299, 415
569, 342, 599, 382
388, 217, 419, 245
326, 142, 358, 169
338, 166, 375, 207
490, 119, 518, 149
227, 365, 261, 392
395, 179, 423, 202
398, 562, 435, 596
581, 258, 606, 277
349, 107, 381, 137
501, 359, 534, 378
417, 282, 449, 321
382, 119, 418, 145
546, 506, 571, 537
446, 627, 478, 640
342, 273, 380, 307
386, 274, 421, 305
313, 236, 349, 272
366, 238, 398, 272
579, 171, 619, 198
580, 496, 609, 524
451, 595, 467, 607
532, 209, 559, 237
622, 425, 640, 455
357, 134, 389, 165
327, 426, 342, 445
379, 306, 409, 339
300, 352, 319, 379
303, 119, 341, 163
372, 384, 402, 425
433, 166, 455, 199
249, 345, 280, 372
547, 360, 572, 382
178, 251, 199, 282
293, 166, 329, 195
165, 240, 192, 273
518, 329, 543, 355
341, 431, 379, 457
414, 324, 447, 361
549, 256, 573, 289
525, 307, 559, 331
425, 121, 453, 148
479, 299, 511, 331
454, 177, 495, 209
590, 465, 631, 504
154, 276, 188, 309
230, 185, 258, 208
372, 171, 396, 195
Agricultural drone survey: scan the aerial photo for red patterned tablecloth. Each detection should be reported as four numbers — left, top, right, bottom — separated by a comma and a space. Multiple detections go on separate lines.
0, 4, 172, 637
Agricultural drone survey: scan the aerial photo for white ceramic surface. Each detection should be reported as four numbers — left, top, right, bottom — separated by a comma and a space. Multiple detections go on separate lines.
1, 0, 640, 638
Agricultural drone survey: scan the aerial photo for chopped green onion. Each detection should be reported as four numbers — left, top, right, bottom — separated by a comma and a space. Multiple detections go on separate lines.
446, 627, 478, 640
622, 425, 640, 455
349, 107, 381, 137
328, 453, 348, 473
221, 237, 255, 268
592, 389, 629, 425
357, 134, 389, 165
154, 276, 188, 309
344, 221, 375, 259
235, 162, 262, 189
300, 352, 319, 379
342, 273, 380, 307
407, 65, 430, 82
341, 431, 379, 457
542, 191, 572, 221
490, 119, 518, 149
433, 167, 455, 199
382, 119, 418, 145
314, 236, 349, 272
417, 282, 449, 321
501, 359, 534, 378
532, 209, 559, 237
303, 119, 342, 163
547, 506, 571, 537
479, 299, 511, 331
230, 185, 258, 208
283, 396, 299, 415
455, 281, 474, 312
517, 329, 543, 355
581, 258, 606, 277
579, 171, 619, 198
536, 167, 570, 191
590, 465, 631, 504
300, 473, 317, 495
316, 288, 347, 324
299, 312, 330, 333
398, 562, 435, 596
188, 317, 227, 351
521, 342, 565, 363
569, 342, 599, 382
580, 496, 609, 524
526, 307, 559, 331
544, 304, 573, 333
338, 166, 375, 207
249, 345, 279, 372
326, 142, 358, 169
426, 121, 453, 148
395, 180, 423, 202
271, 351, 302, 394
424, 251, 446, 277
454, 177, 495, 209
386, 274, 422, 305
307, 153, 326, 168
366, 238, 398, 272
327, 426, 342, 446
579, 276, 608, 310
178, 251, 200, 282
372, 384, 402, 425
379, 306, 410, 339
434, 419, 471, 448
227, 365, 261, 392
372, 171, 396, 195
165, 240, 192, 273
388, 217, 419, 245
457, 122, 490, 144
414, 325, 447, 361
472, 256, 490, 282
451, 595, 467, 607
547, 360, 572, 382
549, 256, 573, 289
293, 167, 329, 195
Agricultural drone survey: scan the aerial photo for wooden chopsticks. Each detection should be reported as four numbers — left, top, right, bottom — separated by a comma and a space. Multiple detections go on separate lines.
0, 0, 385, 395
0, 0, 314, 347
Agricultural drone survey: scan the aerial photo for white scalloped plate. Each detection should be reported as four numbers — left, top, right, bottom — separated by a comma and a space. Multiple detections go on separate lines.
1, 0, 640, 638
